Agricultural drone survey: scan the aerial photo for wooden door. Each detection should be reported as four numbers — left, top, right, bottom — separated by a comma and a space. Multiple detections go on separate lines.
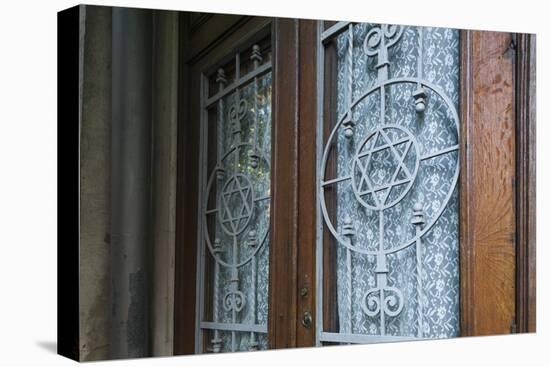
174, 15, 536, 355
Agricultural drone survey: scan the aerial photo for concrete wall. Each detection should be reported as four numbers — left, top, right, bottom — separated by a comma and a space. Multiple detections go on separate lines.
150, 10, 179, 357
78, 5, 178, 361
79, 5, 112, 361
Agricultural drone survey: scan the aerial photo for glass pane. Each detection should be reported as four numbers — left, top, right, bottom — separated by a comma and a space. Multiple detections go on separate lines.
198, 41, 272, 353
318, 23, 460, 343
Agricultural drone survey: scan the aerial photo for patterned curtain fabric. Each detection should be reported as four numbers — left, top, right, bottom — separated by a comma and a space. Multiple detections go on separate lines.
334, 24, 460, 338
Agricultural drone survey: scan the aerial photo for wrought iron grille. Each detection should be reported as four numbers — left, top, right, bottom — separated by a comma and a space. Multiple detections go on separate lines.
196, 40, 272, 353
316, 22, 460, 344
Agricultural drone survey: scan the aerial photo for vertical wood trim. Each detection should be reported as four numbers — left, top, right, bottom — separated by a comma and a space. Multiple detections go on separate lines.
321, 35, 340, 337
173, 12, 197, 355
459, 30, 517, 336
268, 18, 299, 349
516, 33, 536, 333
296, 19, 317, 348
459, 30, 475, 337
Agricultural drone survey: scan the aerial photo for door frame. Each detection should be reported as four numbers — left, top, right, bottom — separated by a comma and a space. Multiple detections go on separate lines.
174, 15, 536, 354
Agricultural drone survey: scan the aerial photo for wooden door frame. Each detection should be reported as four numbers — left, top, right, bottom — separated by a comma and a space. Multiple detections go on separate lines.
173, 13, 273, 354
174, 18, 536, 354
459, 30, 536, 336
515, 33, 536, 333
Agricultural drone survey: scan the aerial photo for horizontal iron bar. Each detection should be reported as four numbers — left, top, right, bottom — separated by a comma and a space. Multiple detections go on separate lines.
254, 195, 271, 202
321, 21, 351, 43
320, 332, 422, 344
356, 137, 410, 158
200, 321, 268, 333
421, 144, 459, 160
358, 177, 410, 196
205, 62, 272, 108
322, 175, 351, 186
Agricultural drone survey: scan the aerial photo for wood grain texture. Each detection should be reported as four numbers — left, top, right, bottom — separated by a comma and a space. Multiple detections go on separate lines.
173, 13, 198, 355
178, 16, 299, 350
268, 18, 299, 349
460, 30, 517, 336
516, 33, 536, 333
321, 34, 340, 336
296, 19, 318, 348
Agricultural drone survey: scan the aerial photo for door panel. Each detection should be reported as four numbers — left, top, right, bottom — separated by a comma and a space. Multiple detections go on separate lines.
174, 15, 272, 355
459, 30, 517, 336
175, 15, 530, 355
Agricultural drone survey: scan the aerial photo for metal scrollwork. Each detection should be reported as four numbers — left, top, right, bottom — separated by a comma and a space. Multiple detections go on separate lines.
361, 286, 404, 318
229, 99, 248, 139
223, 289, 247, 313
365, 24, 403, 70
318, 22, 460, 341
198, 42, 272, 353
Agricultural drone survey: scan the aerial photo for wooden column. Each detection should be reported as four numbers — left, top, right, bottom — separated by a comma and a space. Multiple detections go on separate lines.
460, 30, 517, 336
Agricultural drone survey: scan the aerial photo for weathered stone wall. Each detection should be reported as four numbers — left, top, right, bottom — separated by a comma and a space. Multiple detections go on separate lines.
150, 10, 178, 357
79, 5, 178, 361
79, 5, 111, 361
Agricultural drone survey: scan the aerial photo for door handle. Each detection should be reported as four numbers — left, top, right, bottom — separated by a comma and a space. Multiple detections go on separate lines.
301, 311, 313, 329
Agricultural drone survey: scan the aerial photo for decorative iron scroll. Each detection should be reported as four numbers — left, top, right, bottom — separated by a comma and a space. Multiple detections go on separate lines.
317, 23, 460, 343
197, 43, 272, 353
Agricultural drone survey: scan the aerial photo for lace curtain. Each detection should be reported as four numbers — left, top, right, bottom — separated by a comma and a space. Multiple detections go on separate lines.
204, 71, 272, 352
333, 24, 460, 338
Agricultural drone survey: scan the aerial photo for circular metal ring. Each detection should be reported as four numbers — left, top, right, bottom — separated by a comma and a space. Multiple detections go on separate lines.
319, 78, 460, 256
203, 143, 271, 268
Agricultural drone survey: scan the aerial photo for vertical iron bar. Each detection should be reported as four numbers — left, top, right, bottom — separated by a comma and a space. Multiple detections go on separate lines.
231, 238, 238, 352
195, 71, 209, 354
250, 242, 258, 350
231, 52, 240, 353
412, 203, 425, 338
249, 44, 262, 351
347, 24, 353, 117
346, 247, 352, 334
346, 25, 354, 336
415, 234, 423, 337
417, 27, 423, 80
252, 45, 261, 148
210, 70, 227, 353
315, 19, 325, 347
378, 210, 386, 336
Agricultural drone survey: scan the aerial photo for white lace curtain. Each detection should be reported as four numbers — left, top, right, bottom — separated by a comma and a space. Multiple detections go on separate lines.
334, 24, 460, 338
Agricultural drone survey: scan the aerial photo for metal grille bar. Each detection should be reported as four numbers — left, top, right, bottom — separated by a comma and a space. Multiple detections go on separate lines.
205, 61, 272, 108
320, 332, 424, 344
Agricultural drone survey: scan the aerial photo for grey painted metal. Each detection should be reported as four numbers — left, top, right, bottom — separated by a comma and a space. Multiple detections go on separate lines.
110, 7, 152, 359
315, 20, 326, 347
200, 322, 268, 334
205, 61, 272, 108
412, 202, 425, 338
194, 64, 209, 355
196, 43, 272, 353
321, 21, 351, 44
320, 332, 424, 344
316, 22, 460, 344
319, 77, 460, 257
